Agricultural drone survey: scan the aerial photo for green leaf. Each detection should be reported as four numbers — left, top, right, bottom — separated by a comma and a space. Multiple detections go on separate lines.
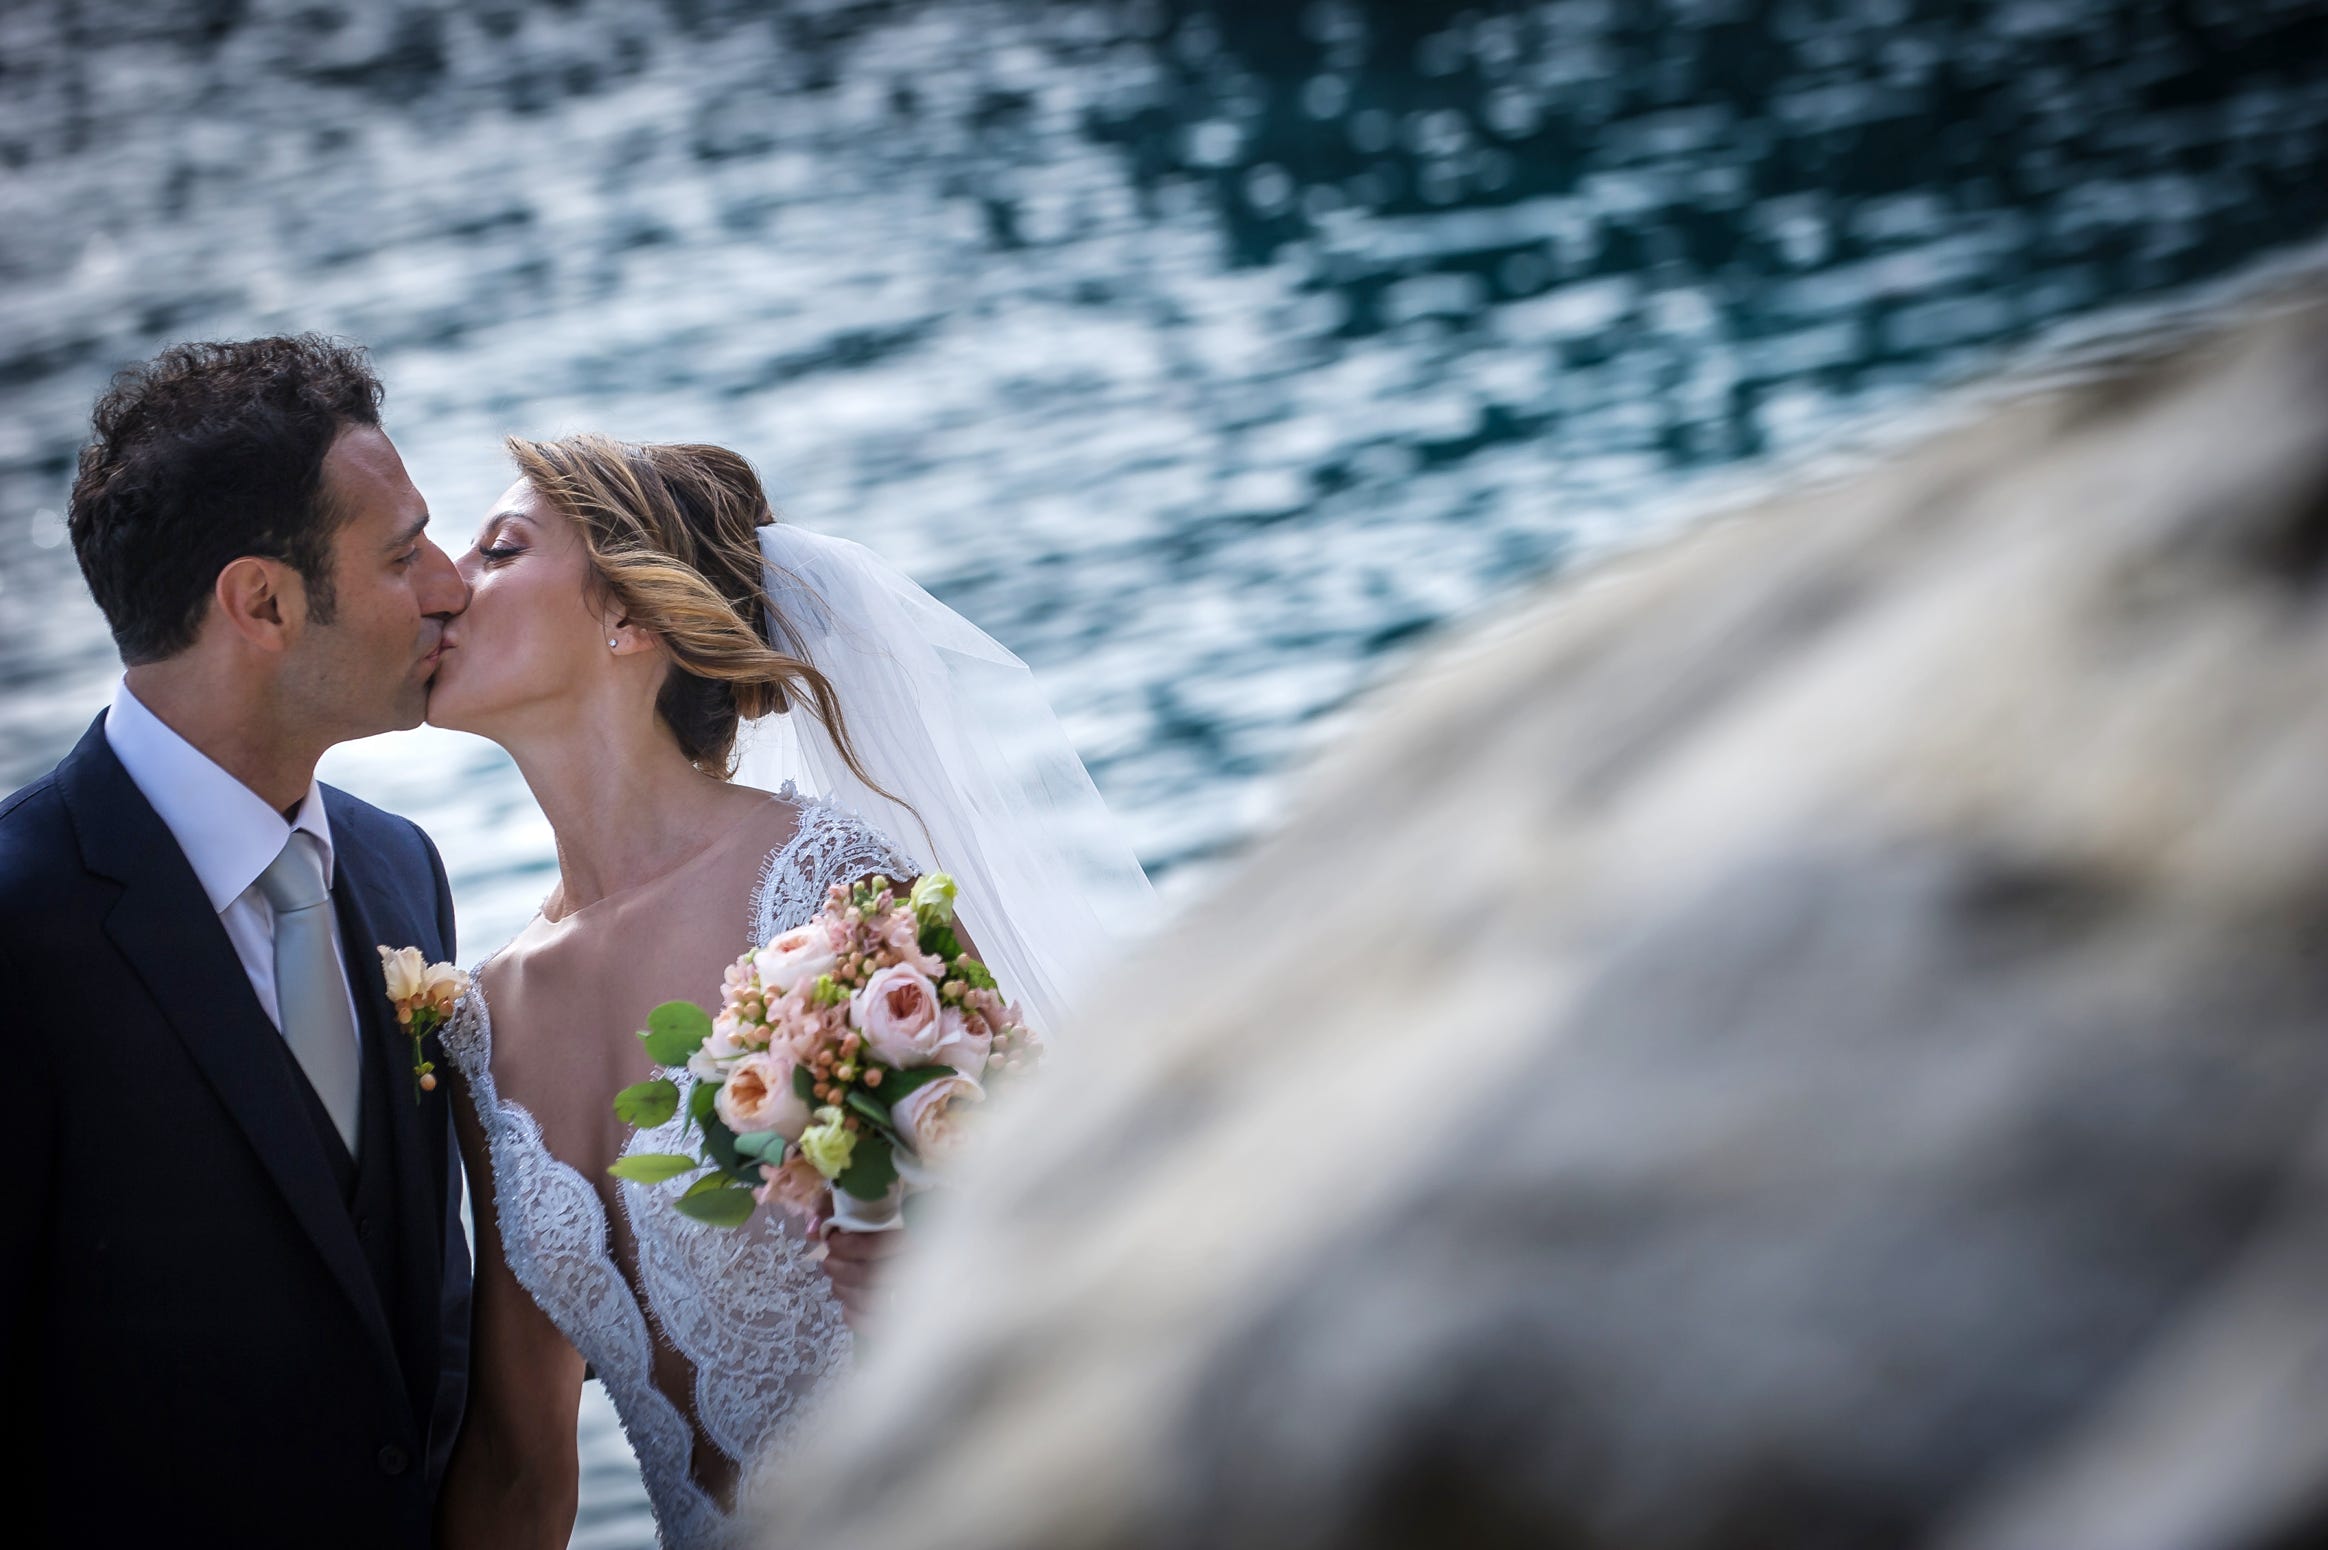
700, 1113, 742, 1169
791, 1063, 818, 1102
877, 1064, 957, 1104
613, 1078, 680, 1128
682, 1170, 735, 1197
679, 1074, 716, 1143
921, 923, 963, 962
607, 1153, 700, 1185
845, 1091, 907, 1152
698, 1113, 763, 1185
953, 954, 997, 992
672, 1185, 758, 1228
731, 1129, 788, 1161
835, 1129, 897, 1201
639, 1001, 714, 1065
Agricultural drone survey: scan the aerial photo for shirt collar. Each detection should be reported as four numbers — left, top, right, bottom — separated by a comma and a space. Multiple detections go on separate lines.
104, 678, 337, 914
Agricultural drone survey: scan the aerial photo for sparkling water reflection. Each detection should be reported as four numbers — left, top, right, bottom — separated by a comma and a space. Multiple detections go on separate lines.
4, 1, 2328, 1542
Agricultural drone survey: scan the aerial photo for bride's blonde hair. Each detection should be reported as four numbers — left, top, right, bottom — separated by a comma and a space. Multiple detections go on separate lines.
506, 432, 886, 790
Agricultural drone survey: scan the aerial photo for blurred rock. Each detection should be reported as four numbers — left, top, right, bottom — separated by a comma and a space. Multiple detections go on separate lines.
752, 286, 2328, 1550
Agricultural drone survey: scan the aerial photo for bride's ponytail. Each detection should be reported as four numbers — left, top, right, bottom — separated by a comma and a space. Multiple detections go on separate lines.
506, 433, 893, 796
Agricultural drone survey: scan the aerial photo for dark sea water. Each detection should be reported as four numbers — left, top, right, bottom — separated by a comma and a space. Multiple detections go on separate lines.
5, 1, 2328, 1542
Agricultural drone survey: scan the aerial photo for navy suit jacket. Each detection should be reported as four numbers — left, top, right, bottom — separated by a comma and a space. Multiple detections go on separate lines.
0, 715, 473, 1548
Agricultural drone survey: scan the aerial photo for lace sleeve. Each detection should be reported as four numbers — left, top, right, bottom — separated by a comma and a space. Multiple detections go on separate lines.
748, 793, 919, 945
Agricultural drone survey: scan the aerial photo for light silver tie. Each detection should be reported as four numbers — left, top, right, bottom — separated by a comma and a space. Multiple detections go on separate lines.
256, 832, 362, 1159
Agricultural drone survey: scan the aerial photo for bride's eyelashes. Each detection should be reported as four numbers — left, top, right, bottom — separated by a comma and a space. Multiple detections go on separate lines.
478, 543, 525, 565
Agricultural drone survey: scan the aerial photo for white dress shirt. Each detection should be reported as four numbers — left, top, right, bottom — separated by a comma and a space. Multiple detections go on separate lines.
105, 679, 365, 1047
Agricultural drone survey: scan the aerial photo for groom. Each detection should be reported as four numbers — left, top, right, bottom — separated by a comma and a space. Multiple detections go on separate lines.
0, 337, 474, 1547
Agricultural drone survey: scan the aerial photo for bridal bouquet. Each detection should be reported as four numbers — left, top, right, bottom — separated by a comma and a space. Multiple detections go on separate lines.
608, 873, 1037, 1231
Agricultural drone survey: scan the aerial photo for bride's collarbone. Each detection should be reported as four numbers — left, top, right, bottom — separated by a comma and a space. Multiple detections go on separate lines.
540, 791, 804, 923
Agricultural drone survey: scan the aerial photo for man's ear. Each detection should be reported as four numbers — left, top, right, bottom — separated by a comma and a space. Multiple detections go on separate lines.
214, 557, 302, 653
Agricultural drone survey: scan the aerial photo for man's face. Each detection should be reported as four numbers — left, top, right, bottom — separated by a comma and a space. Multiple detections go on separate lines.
282, 425, 466, 739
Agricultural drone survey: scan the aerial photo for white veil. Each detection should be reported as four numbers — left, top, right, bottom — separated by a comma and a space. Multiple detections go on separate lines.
731, 522, 1156, 1040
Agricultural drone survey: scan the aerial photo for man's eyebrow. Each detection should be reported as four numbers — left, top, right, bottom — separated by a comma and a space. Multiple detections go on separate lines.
386, 514, 430, 550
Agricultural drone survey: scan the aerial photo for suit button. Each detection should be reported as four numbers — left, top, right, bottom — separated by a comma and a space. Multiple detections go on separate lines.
377, 1444, 409, 1476
357, 1215, 376, 1242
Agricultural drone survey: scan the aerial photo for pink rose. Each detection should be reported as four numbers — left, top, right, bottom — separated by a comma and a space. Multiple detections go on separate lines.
850, 963, 945, 1066
890, 1071, 983, 1163
714, 1051, 813, 1141
755, 1153, 829, 1226
927, 1007, 990, 1079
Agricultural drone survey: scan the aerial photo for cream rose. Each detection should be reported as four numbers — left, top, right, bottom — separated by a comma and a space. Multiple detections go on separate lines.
850, 964, 945, 1066
714, 1051, 813, 1140
890, 1071, 983, 1164
926, 1008, 991, 1079
378, 945, 427, 1003
687, 1011, 750, 1083
418, 961, 469, 1015
753, 923, 838, 995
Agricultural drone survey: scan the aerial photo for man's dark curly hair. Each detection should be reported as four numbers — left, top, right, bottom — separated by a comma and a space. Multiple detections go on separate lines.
68, 334, 386, 664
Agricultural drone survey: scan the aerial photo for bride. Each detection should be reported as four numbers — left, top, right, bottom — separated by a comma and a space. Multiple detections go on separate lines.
422, 434, 1149, 1548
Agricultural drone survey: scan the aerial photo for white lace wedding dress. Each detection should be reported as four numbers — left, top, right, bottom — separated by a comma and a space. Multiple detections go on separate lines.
441, 791, 915, 1549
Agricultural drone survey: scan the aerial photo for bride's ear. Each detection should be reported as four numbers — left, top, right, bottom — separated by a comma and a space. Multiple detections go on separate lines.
604, 616, 652, 657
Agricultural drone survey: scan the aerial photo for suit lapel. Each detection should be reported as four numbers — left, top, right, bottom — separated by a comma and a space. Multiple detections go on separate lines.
332, 829, 446, 1425
56, 720, 404, 1379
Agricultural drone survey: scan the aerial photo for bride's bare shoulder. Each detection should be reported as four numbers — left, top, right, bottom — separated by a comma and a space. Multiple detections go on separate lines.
726, 783, 810, 852
471, 911, 564, 1007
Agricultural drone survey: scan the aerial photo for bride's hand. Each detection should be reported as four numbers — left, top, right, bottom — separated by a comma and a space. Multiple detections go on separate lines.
821, 1226, 907, 1328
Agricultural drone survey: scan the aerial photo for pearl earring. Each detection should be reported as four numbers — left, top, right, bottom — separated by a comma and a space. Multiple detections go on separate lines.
608, 638, 619, 649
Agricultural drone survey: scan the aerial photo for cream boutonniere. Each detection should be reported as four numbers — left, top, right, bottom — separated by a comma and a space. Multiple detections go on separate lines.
378, 945, 469, 1101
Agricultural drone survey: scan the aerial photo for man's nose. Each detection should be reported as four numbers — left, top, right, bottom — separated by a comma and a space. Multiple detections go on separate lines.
419, 536, 469, 617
